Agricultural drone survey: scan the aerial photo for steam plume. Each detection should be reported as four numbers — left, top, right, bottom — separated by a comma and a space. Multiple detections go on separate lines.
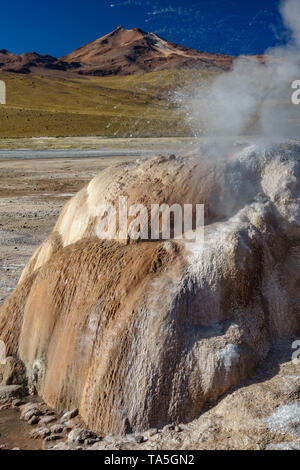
182, 0, 300, 140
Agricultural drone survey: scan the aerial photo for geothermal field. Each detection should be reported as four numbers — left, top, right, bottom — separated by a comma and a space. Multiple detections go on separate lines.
0, 0, 300, 454
0, 138, 299, 451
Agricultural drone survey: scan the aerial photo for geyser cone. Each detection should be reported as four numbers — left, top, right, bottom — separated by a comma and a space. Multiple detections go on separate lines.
0, 144, 299, 434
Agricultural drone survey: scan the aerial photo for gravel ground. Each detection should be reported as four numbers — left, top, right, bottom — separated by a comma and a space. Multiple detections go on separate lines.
0, 155, 136, 305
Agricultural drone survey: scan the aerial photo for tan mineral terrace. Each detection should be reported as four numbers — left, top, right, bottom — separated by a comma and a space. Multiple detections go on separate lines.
0, 141, 299, 438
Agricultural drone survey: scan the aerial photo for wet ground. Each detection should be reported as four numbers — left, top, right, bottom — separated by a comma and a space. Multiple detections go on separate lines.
0, 408, 43, 450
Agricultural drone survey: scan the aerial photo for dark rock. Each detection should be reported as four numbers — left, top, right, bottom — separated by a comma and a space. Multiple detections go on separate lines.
0, 357, 27, 386
21, 406, 41, 421
39, 415, 56, 425
68, 428, 99, 444
11, 398, 23, 407
61, 408, 78, 422
20, 402, 38, 417
28, 415, 40, 425
50, 424, 64, 434
30, 427, 51, 439
162, 424, 175, 432
0, 385, 26, 403
45, 435, 62, 442
85, 437, 102, 445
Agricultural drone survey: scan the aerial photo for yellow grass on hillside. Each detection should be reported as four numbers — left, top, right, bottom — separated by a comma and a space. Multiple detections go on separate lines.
0, 70, 209, 138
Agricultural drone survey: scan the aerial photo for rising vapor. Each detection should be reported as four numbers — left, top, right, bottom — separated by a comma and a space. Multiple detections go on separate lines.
182, 0, 300, 140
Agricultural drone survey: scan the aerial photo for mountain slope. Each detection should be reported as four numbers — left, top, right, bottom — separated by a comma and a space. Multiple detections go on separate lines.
61, 26, 233, 76
0, 49, 72, 74
0, 27, 233, 77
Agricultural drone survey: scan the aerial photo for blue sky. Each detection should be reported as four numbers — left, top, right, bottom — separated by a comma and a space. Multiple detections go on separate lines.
0, 0, 288, 57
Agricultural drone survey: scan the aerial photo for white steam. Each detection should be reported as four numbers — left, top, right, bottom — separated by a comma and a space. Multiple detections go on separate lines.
182, 0, 300, 140
281, 0, 300, 47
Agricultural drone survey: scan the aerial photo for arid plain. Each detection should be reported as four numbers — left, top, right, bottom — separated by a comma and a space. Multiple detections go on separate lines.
0, 152, 137, 305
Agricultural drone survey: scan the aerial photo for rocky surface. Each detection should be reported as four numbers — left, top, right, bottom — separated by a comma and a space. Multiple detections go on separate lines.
1, 340, 298, 450
0, 385, 26, 403
0, 374, 103, 450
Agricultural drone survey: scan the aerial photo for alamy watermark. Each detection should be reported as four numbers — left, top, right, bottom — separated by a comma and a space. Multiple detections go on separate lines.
292, 340, 300, 365
93, 196, 204, 246
291, 80, 300, 105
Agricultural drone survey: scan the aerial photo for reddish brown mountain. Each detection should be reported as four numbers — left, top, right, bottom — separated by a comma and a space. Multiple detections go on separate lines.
0, 49, 72, 74
0, 27, 234, 76
61, 26, 234, 75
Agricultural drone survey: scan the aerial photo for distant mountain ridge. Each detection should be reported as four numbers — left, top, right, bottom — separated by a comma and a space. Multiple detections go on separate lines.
0, 49, 74, 74
0, 27, 234, 76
